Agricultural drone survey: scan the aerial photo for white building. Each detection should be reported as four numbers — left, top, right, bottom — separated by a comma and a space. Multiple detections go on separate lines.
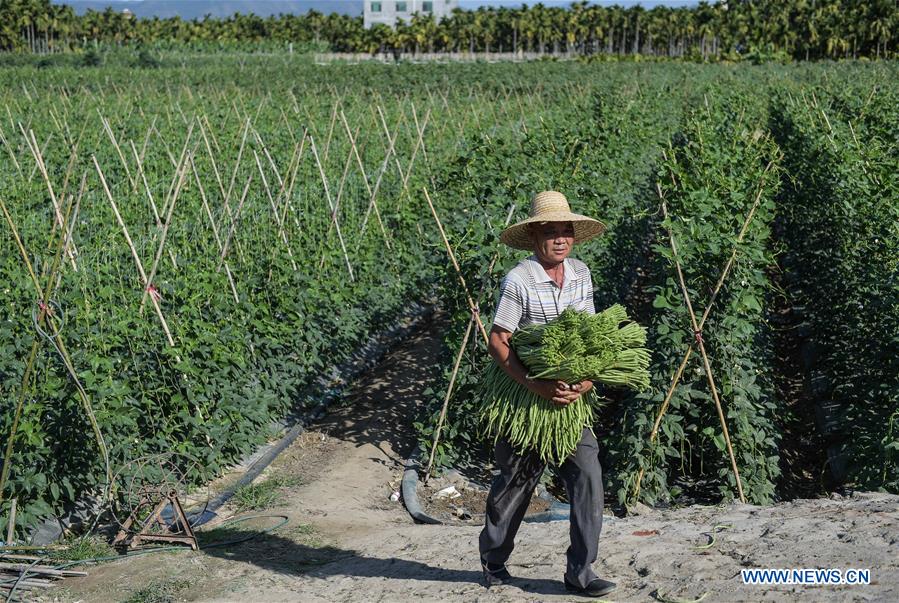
363, 0, 459, 29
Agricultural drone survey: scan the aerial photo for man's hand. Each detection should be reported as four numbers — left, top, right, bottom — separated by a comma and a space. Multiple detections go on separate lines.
528, 379, 592, 406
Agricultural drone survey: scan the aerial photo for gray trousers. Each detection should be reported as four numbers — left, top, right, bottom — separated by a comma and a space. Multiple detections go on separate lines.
478, 427, 604, 588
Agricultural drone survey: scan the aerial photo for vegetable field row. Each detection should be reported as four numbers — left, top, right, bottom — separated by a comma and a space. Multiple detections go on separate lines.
1, 59, 897, 536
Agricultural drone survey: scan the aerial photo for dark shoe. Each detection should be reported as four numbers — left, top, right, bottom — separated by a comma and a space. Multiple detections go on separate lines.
482, 562, 513, 587
564, 576, 617, 597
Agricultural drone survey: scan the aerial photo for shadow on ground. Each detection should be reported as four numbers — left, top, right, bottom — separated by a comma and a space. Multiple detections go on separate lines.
311, 324, 447, 466
200, 527, 567, 596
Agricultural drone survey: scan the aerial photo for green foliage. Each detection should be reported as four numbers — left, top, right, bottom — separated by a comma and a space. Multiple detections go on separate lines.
80, 47, 103, 67
615, 91, 784, 507
49, 534, 116, 561
135, 48, 161, 69
771, 87, 899, 491
122, 578, 192, 603
0, 58, 896, 536
231, 474, 299, 513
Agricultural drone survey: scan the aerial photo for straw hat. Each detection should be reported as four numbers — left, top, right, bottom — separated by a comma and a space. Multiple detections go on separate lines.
499, 191, 605, 250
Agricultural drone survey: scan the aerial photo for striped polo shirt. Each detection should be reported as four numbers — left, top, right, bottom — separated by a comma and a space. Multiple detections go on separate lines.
492, 255, 595, 333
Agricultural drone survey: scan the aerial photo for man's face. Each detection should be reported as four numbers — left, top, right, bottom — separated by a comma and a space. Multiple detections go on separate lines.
531, 221, 575, 264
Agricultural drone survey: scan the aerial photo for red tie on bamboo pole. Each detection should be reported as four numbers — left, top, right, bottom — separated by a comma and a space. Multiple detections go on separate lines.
630, 164, 773, 506
422, 187, 489, 345
659, 198, 746, 503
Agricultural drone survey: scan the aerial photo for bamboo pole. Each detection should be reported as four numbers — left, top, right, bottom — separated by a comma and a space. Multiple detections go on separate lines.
309, 135, 354, 281
0, 125, 21, 174
631, 164, 773, 505
319, 134, 357, 270
254, 150, 298, 272
139, 152, 191, 313
20, 127, 78, 270
92, 156, 176, 348
99, 112, 136, 190
422, 187, 489, 345
424, 315, 474, 483
322, 97, 341, 164
223, 118, 251, 225
217, 175, 253, 272
661, 199, 745, 503
340, 110, 390, 249
191, 155, 240, 304
4, 500, 15, 544
26, 131, 52, 183
276, 131, 307, 232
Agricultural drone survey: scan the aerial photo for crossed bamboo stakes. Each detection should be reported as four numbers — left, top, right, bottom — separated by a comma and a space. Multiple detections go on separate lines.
631, 162, 775, 506
422, 188, 517, 482
0, 85, 548, 522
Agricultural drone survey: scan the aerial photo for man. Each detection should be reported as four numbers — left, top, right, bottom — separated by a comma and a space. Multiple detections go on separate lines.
479, 190, 617, 598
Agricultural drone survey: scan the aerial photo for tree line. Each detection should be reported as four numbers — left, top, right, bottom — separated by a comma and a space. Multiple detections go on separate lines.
0, 0, 896, 60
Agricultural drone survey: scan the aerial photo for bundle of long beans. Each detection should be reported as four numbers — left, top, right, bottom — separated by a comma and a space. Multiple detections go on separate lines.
480, 306, 650, 464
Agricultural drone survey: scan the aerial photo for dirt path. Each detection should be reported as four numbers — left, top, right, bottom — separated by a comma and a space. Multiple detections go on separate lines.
43, 325, 899, 603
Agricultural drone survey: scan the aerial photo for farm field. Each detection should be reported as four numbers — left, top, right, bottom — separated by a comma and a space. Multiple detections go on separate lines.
0, 55, 897, 596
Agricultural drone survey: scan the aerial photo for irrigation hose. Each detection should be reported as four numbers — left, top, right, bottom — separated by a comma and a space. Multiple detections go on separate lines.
692, 523, 732, 551
654, 589, 708, 603
3, 514, 289, 602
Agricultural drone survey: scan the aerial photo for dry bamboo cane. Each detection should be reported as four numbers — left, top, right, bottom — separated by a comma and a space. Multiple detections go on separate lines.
399, 108, 431, 192
139, 151, 191, 314
217, 175, 253, 272
254, 131, 285, 189
129, 140, 178, 270
276, 131, 307, 232
138, 115, 157, 164
159, 123, 195, 219
322, 97, 341, 164
253, 150, 298, 272
339, 110, 390, 249
376, 105, 417, 204
273, 138, 303, 208
98, 112, 136, 190
422, 204, 516, 481
319, 133, 357, 270
26, 131, 51, 183
225, 118, 251, 207
57, 140, 82, 205
357, 107, 402, 239
251, 127, 291, 196
5, 499, 15, 544
251, 91, 269, 127
92, 156, 176, 348
0, 125, 21, 174
425, 315, 475, 483
150, 124, 179, 169
20, 127, 78, 270
309, 135, 354, 281
191, 155, 240, 303
201, 114, 221, 154
422, 187, 489, 345
278, 108, 297, 144
129, 139, 162, 225
631, 165, 773, 504
410, 102, 428, 162
660, 199, 746, 503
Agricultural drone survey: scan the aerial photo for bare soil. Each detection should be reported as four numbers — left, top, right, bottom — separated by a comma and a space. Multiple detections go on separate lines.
39, 325, 899, 603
